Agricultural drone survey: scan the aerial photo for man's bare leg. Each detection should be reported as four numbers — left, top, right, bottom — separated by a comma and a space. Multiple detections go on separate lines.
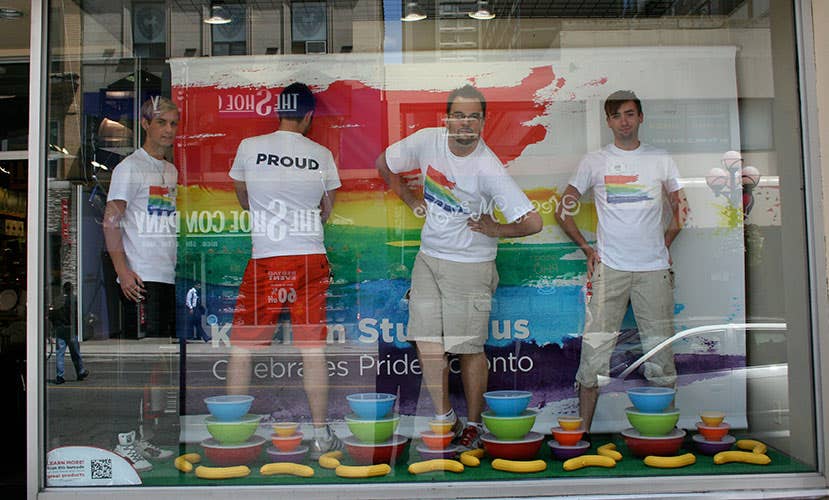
301, 347, 329, 429
226, 346, 252, 395
459, 352, 487, 423
579, 385, 599, 432
416, 341, 451, 414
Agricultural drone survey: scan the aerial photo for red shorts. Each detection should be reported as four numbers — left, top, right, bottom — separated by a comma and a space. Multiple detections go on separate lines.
231, 254, 330, 349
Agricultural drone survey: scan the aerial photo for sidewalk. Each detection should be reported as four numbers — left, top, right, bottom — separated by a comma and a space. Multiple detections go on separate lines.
74, 337, 375, 357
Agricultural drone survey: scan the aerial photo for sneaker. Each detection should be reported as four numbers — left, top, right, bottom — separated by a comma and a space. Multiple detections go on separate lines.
114, 431, 153, 472
454, 424, 482, 450
136, 438, 174, 460
77, 369, 89, 381
309, 425, 344, 459
54, 376, 65, 385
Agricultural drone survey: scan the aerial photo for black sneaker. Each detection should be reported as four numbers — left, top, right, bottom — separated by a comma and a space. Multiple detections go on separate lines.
78, 369, 89, 381
54, 376, 65, 385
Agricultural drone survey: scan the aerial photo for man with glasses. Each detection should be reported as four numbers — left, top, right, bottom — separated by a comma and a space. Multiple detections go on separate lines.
375, 84, 542, 448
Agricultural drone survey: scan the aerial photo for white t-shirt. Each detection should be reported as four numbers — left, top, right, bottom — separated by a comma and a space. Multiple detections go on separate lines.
107, 148, 178, 284
385, 127, 534, 263
229, 130, 341, 259
569, 143, 681, 272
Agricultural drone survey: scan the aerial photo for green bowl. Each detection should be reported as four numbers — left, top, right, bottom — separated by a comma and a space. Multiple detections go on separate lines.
481, 409, 538, 440
345, 414, 400, 443
625, 407, 680, 436
205, 414, 262, 445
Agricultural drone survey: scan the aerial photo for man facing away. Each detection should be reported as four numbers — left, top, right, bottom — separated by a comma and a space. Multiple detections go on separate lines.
185, 282, 211, 342
555, 90, 689, 433
225, 82, 343, 458
104, 96, 180, 471
376, 84, 542, 448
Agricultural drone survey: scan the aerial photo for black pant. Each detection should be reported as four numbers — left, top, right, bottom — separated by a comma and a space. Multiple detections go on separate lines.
186, 307, 210, 341
121, 282, 176, 338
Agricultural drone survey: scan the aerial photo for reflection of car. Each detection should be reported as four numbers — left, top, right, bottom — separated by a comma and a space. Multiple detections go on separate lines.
592, 323, 790, 451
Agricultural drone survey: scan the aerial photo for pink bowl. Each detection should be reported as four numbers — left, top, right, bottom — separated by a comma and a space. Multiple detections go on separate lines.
621, 428, 685, 458
551, 427, 585, 447
343, 434, 409, 465
271, 431, 303, 452
416, 444, 460, 460
481, 432, 544, 460
695, 421, 730, 441
548, 439, 590, 460
420, 431, 454, 450
266, 445, 308, 463
693, 434, 735, 455
201, 435, 265, 466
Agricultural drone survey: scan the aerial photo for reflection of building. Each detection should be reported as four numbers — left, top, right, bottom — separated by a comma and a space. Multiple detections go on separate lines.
21, 0, 829, 498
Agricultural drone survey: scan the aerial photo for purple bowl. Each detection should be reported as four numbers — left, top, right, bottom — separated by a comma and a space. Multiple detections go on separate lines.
547, 439, 590, 460
692, 433, 735, 455
416, 444, 460, 460
265, 444, 308, 463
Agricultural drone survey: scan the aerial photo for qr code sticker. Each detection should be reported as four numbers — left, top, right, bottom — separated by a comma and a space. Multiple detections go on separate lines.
91, 459, 112, 480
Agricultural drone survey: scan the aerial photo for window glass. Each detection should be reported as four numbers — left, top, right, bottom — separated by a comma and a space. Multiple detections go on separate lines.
43, 0, 815, 490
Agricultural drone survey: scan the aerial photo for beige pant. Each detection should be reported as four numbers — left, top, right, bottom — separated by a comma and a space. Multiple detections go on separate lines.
575, 262, 677, 388
407, 252, 499, 354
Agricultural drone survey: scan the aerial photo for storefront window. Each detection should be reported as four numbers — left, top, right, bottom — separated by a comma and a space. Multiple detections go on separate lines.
42, 0, 818, 493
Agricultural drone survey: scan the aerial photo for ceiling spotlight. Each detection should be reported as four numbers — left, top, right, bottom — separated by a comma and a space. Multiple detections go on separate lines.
401, 2, 426, 22
0, 8, 23, 20
204, 5, 232, 25
469, 1, 495, 20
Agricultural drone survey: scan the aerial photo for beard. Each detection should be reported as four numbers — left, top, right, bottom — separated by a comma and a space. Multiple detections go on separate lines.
449, 128, 478, 146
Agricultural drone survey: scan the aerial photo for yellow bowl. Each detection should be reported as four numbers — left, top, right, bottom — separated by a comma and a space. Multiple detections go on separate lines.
272, 422, 299, 437
700, 411, 725, 427
557, 416, 584, 431
429, 419, 455, 435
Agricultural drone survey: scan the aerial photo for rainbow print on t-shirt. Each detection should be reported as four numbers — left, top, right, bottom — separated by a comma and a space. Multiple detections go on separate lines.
604, 174, 653, 204
148, 185, 176, 215
424, 165, 466, 214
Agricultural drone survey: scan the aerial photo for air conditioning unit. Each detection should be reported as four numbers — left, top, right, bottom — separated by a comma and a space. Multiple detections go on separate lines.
305, 40, 326, 54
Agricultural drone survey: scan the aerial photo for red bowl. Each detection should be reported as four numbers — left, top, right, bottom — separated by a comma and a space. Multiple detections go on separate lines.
621, 428, 685, 458
551, 427, 585, 447
201, 435, 265, 466
343, 434, 409, 464
271, 431, 303, 452
420, 431, 453, 450
481, 432, 544, 460
695, 422, 730, 441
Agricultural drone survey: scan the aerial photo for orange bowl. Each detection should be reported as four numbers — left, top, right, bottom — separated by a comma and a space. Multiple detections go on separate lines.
429, 420, 455, 434
557, 416, 584, 431
695, 422, 730, 441
420, 431, 453, 450
551, 427, 585, 447
272, 422, 299, 437
271, 431, 303, 452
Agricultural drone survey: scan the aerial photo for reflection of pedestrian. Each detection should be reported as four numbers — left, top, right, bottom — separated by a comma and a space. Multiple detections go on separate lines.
555, 90, 689, 433
185, 282, 211, 342
50, 282, 89, 385
376, 85, 542, 449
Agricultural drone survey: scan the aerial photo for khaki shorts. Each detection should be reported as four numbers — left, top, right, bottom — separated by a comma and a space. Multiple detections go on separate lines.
575, 262, 677, 389
407, 252, 499, 354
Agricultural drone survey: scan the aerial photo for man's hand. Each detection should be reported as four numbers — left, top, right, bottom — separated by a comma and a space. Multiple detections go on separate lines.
467, 214, 501, 237
118, 269, 145, 302
586, 247, 601, 280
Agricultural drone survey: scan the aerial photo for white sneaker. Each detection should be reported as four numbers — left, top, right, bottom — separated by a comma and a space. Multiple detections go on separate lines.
114, 431, 153, 472
136, 438, 174, 460
309, 425, 344, 460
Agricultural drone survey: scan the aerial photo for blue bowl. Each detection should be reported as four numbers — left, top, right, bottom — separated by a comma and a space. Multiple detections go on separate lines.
346, 393, 397, 419
484, 390, 532, 417
626, 387, 676, 413
204, 395, 254, 421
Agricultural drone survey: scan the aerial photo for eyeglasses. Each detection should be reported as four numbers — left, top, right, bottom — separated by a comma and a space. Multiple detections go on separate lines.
447, 112, 483, 123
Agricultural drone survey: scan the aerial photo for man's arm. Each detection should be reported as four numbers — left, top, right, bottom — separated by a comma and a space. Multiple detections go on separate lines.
665, 188, 688, 249
466, 211, 542, 238
554, 184, 600, 277
103, 199, 145, 301
319, 190, 337, 223
234, 181, 250, 211
375, 152, 425, 215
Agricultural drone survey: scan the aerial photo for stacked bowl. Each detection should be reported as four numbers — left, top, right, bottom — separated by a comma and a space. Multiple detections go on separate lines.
548, 416, 590, 460
267, 421, 309, 463
201, 395, 265, 466
343, 393, 409, 464
480, 390, 544, 460
692, 411, 735, 455
417, 420, 461, 460
621, 387, 685, 458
